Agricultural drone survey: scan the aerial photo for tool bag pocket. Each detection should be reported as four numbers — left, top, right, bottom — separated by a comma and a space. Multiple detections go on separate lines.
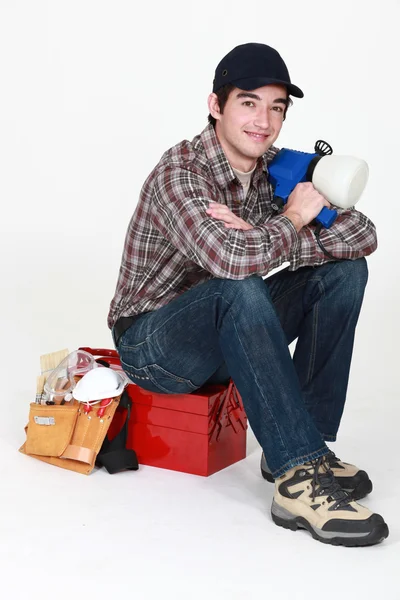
25, 403, 79, 457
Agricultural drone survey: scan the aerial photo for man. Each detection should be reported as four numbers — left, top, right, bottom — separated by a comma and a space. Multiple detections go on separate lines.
108, 43, 388, 546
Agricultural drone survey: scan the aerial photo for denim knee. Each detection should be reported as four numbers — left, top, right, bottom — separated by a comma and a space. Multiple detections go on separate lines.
216, 276, 276, 321
338, 257, 368, 298
218, 276, 270, 303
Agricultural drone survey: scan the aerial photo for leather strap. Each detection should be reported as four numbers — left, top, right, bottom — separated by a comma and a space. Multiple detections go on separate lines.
97, 390, 139, 474
113, 314, 144, 346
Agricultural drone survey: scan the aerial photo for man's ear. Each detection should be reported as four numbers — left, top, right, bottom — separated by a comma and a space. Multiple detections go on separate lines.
208, 93, 222, 121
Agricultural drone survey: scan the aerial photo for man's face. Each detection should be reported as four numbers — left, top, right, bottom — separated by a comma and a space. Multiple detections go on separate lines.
208, 84, 288, 170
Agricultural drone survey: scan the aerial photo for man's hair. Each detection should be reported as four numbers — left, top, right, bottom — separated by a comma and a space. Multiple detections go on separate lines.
208, 84, 293, 126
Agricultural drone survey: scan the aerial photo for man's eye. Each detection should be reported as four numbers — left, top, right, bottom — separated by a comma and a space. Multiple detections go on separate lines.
272, 106, 284, 112
243, 101, 255, 107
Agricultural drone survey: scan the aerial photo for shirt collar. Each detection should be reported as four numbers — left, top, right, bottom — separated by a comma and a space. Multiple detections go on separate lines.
199, 123, 278, 189
200, 124, 236, 189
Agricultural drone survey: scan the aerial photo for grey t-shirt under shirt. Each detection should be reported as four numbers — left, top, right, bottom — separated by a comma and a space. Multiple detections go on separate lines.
232, 164, 257, 199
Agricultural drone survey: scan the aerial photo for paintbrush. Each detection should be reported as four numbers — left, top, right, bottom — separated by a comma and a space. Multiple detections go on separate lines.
36, 375, 45, 404
40, 349, 69, 380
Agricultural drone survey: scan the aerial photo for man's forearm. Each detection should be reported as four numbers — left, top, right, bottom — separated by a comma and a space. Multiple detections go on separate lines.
289, 209, 377, 269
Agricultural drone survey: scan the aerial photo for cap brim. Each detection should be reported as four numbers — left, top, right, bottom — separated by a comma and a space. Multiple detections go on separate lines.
232, 76, 304, 98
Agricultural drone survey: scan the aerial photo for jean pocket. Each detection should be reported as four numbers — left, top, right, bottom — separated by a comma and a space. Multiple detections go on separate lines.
120, 359, 151, 383
120, 359, 198, 395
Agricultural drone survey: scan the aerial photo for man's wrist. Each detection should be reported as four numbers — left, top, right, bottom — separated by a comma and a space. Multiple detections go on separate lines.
283, 210, 304, 232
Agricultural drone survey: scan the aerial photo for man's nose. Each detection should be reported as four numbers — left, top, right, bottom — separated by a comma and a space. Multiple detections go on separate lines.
254, 109, 270, 130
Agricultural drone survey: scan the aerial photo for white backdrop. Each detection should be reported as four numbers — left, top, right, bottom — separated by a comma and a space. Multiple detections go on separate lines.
1, 2, 400, 597
1, 0, 399, 435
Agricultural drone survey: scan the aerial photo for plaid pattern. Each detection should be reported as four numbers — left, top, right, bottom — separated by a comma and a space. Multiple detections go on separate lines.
108, 124, 377, 328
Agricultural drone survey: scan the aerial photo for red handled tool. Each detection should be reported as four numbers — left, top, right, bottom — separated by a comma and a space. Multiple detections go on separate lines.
98, 398, 112, 418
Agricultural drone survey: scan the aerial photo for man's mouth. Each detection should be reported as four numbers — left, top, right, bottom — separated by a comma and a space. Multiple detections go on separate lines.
245, 131, 270, 142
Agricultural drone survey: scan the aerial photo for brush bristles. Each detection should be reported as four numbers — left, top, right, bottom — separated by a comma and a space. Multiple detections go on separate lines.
40, 348, 69, 379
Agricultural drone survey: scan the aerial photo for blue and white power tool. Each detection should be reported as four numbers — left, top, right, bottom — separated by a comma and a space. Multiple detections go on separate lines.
268, 140, 369, 228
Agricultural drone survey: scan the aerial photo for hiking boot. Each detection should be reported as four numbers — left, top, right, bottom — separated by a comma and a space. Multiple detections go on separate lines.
261, 450, 373, 500
271, 456, 388, 547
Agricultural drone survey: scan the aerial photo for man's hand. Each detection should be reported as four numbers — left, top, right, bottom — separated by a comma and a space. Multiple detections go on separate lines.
206, 202, 253, 230
284, 182, 331, 232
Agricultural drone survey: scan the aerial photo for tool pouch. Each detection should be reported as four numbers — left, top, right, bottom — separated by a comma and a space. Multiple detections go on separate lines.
20, 391, 138, 475
25, 402, 80, 457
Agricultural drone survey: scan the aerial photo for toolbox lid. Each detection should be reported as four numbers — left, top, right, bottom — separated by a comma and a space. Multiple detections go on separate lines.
127, 383, 229, 416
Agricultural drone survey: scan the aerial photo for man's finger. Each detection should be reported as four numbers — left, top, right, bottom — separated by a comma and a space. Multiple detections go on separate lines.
207, 211, 235, 223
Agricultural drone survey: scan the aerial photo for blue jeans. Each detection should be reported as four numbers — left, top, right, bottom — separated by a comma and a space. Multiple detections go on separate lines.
113, 258, 368, 478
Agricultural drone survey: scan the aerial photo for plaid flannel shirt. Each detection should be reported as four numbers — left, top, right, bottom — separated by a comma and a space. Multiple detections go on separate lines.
108, 123, 377, 328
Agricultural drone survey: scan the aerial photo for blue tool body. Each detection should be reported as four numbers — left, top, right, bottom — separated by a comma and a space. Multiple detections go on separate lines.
268, 148, 337, 228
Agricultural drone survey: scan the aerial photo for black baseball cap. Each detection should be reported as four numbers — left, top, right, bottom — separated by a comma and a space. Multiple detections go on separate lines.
212, 43, 304, 98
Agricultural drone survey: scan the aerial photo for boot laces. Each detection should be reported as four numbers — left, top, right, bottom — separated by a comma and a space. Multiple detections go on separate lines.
307, 456, 352, 510
326, 450, 342, 464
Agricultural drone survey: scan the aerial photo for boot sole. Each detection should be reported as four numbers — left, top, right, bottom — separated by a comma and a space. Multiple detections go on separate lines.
271, 500, 389, 547
261, 465, 373, 501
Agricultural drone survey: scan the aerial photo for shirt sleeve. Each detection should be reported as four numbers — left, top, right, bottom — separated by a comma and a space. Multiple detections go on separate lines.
151, 166, 300, 279
289, 208, 378, 270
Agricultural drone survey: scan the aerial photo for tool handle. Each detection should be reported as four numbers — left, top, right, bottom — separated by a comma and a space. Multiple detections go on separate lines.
315, 206, 337, 228
79, 347, 119, 358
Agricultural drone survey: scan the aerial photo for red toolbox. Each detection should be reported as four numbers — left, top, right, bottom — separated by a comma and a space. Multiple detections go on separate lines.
81, 348, 248, 476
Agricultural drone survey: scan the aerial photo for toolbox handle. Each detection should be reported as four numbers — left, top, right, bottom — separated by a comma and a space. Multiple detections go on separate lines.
79, 347, 119, 358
